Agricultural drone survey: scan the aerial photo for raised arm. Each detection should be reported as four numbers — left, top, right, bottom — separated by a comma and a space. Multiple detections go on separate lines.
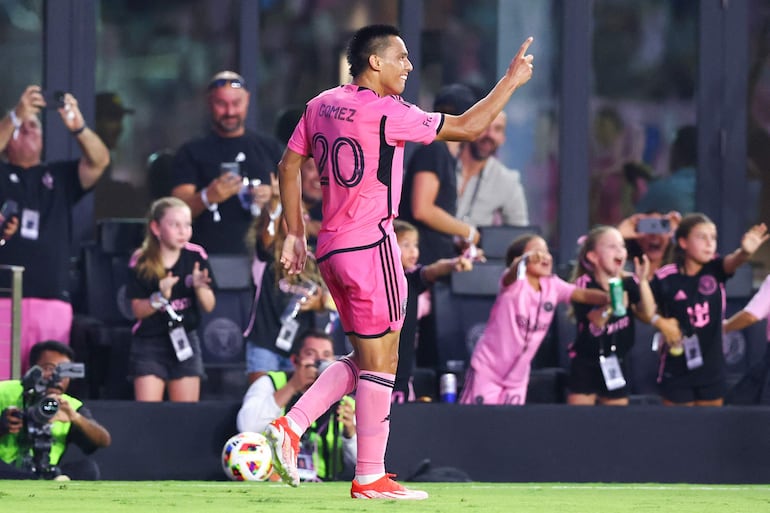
53, 93, 112, 190
723, 223, 768, 276
437, 37, 534, 142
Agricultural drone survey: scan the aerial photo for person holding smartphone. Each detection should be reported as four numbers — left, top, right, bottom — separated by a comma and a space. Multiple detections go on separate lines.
617, 211, 682, 280
0, 85, 110, 379
171, 71, 284, 255
0, 200, 19, 246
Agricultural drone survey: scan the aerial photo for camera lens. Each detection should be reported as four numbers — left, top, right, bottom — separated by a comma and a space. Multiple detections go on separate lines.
28, 397, 59, 425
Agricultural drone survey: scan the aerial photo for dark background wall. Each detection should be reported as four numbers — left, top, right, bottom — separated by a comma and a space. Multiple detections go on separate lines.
61, 400, 770, 483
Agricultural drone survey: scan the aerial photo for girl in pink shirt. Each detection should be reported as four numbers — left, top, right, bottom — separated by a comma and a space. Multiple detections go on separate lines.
460, 234, 608, 405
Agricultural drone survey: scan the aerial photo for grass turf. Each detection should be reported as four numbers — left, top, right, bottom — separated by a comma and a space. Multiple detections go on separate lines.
2, 481, 770, 513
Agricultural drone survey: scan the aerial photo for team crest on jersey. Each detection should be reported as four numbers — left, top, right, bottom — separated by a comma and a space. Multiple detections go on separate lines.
698, 275, 717, 296
543, 301, 554, 312
42, 171, 54, 190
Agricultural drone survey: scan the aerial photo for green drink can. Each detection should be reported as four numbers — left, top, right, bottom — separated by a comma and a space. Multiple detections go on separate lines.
608, 277, 626, 317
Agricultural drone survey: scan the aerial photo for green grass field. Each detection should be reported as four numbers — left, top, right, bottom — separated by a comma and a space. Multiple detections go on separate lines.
2, 481, 770, 513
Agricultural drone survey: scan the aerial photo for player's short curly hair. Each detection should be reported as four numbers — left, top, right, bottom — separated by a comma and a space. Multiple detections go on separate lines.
346, 24, 401, 78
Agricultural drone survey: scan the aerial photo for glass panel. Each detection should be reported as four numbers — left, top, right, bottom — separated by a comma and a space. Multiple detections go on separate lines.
0, 1, 43, 113
590, 1, 697, 231
421, 0, 561, 246
257, 0, 398, 139
748, 0, 770, 279
95, 0, 239, 219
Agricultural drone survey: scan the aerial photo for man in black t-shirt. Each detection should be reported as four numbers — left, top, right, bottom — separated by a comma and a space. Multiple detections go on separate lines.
400, 84, 481, 265
171, 71, 283, 255
0, 85, 110, 379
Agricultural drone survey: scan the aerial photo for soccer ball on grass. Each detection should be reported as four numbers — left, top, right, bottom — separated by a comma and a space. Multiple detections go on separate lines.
221, 432, 274, 481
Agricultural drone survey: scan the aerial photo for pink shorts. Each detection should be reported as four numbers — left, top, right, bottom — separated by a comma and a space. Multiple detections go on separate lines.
319, 233, 407, 338
0, 298, 72, 379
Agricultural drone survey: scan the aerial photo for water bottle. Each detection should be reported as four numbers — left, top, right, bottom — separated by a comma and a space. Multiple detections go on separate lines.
279, 281, 318, 324
238, 177, 262, 215
440, 373, 457, 403
608, 277, 626, 316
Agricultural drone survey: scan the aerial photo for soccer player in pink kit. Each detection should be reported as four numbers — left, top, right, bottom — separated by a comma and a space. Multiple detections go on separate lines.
266, 24, 534, 499
460, 234, 609, 405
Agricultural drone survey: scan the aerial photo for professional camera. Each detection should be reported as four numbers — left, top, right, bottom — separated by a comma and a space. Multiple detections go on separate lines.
18, 362, 85, 479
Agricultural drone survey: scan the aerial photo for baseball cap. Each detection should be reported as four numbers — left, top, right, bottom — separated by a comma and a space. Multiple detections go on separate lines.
96, 92, 135, 118
433, 84, 477, 115
207, 70, 247, 91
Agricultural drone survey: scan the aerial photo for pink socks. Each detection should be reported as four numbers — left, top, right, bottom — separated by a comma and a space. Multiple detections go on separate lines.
286, 356, 359, 433
353, 371, 395, 477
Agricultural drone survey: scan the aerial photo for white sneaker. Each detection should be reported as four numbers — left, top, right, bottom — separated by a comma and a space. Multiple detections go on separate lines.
264, 417, 300, 487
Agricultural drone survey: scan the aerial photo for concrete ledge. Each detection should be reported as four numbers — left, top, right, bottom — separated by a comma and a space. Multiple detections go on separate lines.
61, 401, 770, 482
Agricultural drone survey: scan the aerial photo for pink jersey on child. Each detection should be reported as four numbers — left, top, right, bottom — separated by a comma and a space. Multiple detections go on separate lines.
287, 84, 443, 259
467, 275, 575, 394
744, 275, 770, 342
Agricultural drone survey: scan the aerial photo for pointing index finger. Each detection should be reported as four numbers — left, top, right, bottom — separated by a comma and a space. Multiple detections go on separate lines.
515, 36, 534, 60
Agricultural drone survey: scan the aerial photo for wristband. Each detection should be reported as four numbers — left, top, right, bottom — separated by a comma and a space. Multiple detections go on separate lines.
651, 314, 661, 327
70, 124, 86, 136
8, 110, 21, 129
8, 110, 21, 140
150, 291, 166, 310
464, 225, 477, 244
200, 188, 217, 210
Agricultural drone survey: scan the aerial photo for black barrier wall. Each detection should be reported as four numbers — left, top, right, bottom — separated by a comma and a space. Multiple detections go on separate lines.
60, 401, 770, 483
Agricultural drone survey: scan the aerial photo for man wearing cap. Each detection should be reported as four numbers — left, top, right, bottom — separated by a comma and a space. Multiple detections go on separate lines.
171, 71, 283, 254
93, 91, 147, 219
400, 84, 481, 266
94, 92, 134, 151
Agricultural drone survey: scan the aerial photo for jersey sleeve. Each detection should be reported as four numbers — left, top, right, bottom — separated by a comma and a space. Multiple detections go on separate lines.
553, 276, 578, 304
170, 142, 198, 189
384, 97, 443, 146
625, 275, 642, 306
125, 262, 154, 300
744, 275, 770, 321
196, 250, 218, 290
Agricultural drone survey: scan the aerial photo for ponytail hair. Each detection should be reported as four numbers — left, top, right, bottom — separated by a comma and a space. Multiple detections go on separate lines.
570, 225, 616, 282
134, 196, 189, 281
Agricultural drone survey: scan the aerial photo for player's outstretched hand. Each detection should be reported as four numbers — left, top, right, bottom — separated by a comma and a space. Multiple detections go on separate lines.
280, 233, 308, 275
506, 37, 534, 88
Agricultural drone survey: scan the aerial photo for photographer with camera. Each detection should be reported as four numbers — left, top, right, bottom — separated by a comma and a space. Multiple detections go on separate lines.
237, 331, 355, 482
0, 85, 110, 379
0, 341, 111, 480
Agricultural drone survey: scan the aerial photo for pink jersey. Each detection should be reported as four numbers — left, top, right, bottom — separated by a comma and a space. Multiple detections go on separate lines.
469, 275, 576, 388
288, 84, 443, 258
744, 275, 770, 341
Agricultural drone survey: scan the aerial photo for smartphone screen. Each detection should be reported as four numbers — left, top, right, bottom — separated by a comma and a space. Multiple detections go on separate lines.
220, 162, 240, 177
45, 90, 65, 110
637, 218, 670, 234
0, 199, 18, 219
